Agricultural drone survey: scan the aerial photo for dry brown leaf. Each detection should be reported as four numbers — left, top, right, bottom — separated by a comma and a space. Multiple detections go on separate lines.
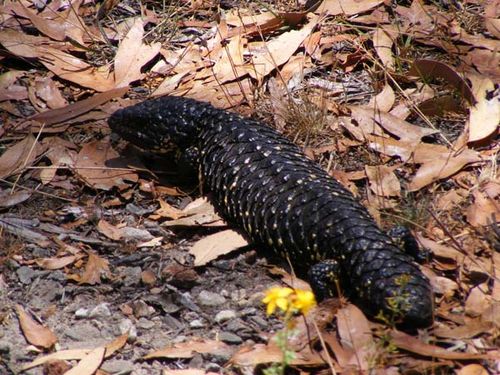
16, 304, 58, 349
267, 267, 312, 291
230, 341, 325, 367
368, 84, 395, 112
435, 188, 468, 211
22, 333, 127, 371
114, 18, 161, 88
466, 189, 499, 227
31, 87, 128, 126
154, 198, 183, 220
373, 28, 395, 70
190, 229, 249, 266
144, 339, 232, 359
39, 138, 77, 184
336, 304, 374, 370
409, 59, 475, 105
35, 255, 77, 270
0, 70, 27, 101
349, 106, 438, 142
64, 347, 105, 375
0, 190, 32, 208
365, 165, 401, 197
464, 48, 500, 82
465, 284, 491, 318
97, 219, 123, 241
78, 252, 111, 285
161, 197, 224, 226
484, 0, 500, 38
105, 332, 128, 358
246, 15, 317, 81
366, 136, 481, 191
0, 29, 53, 58
317, 0, 384, 16
34, 76, 68, 109
457, 364, 489, 375
36, 46, 115, 91
433, 319, 495, 340
416, 235, 464, 264
0, 134, 42, 179
389, 330, 496, 360
9, 5, 64, 40
211, 33, 246, 83
466, 75, 500, 143
74, 140, 138, 190
21, 349, 93, 371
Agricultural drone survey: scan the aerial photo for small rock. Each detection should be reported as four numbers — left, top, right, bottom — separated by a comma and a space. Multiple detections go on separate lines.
100, 359, 134, 374
121, 266, 142, 287
219, 331, 243, 344
214, 310, 236, 323
250, 316, 269, 330
248, 291, 265, 307
173, 335, 187, 343
225, 319, 251, 333
16, 266, 38, 284
74, 308, 89, 319
137, 318, 155, 330
205, 363, 221, 372
119, 318, 137, 341
230, 289, 247, 302
89, 303, 111, 319
47, 270, 66, 282
239, 307, 257, 316
163, 314, 183, 330
120, 227, 153, 242
126, 203, 153, 216
188, 353, 203, 368
197, 291, 226, 306
189, 319, 205, 328
63, 323, 101, 341
131, 300, 154, 318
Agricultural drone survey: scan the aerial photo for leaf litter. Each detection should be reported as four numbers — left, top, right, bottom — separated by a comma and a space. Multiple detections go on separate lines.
0, 0, 499, 374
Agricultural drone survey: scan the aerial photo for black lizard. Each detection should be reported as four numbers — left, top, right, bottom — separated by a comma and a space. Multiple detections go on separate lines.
109, 96, 434, 328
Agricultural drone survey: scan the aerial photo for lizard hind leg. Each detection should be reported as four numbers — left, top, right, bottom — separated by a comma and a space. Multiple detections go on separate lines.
308, 259, 343, 301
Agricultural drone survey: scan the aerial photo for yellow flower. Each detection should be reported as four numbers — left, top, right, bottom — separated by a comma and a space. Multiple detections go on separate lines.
262, 287, 316, 316
292, 289, 316, 315
262, 287, 294, 315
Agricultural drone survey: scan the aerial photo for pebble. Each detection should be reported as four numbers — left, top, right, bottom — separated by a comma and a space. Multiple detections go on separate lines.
121, 266, 142, 287
100, 359, 134, 374
120, 227, 153, 242
119, 318, 137, 341
74, 308, 89, 319
189, 319, 205, 328
197, 291, 226, 306
89, 303, 111, 319
250, 316, 269, 330
219, 331, 243, 344
225, 319, 251, 333
137, 318, 155, 330
16, 266, 39, 284
131, 300, 154, 318
126, 203, 152, 216
239, 307, 257, 316
214, 310, 236, 323
230, 289, 247, 302
63, 323, 101, 341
